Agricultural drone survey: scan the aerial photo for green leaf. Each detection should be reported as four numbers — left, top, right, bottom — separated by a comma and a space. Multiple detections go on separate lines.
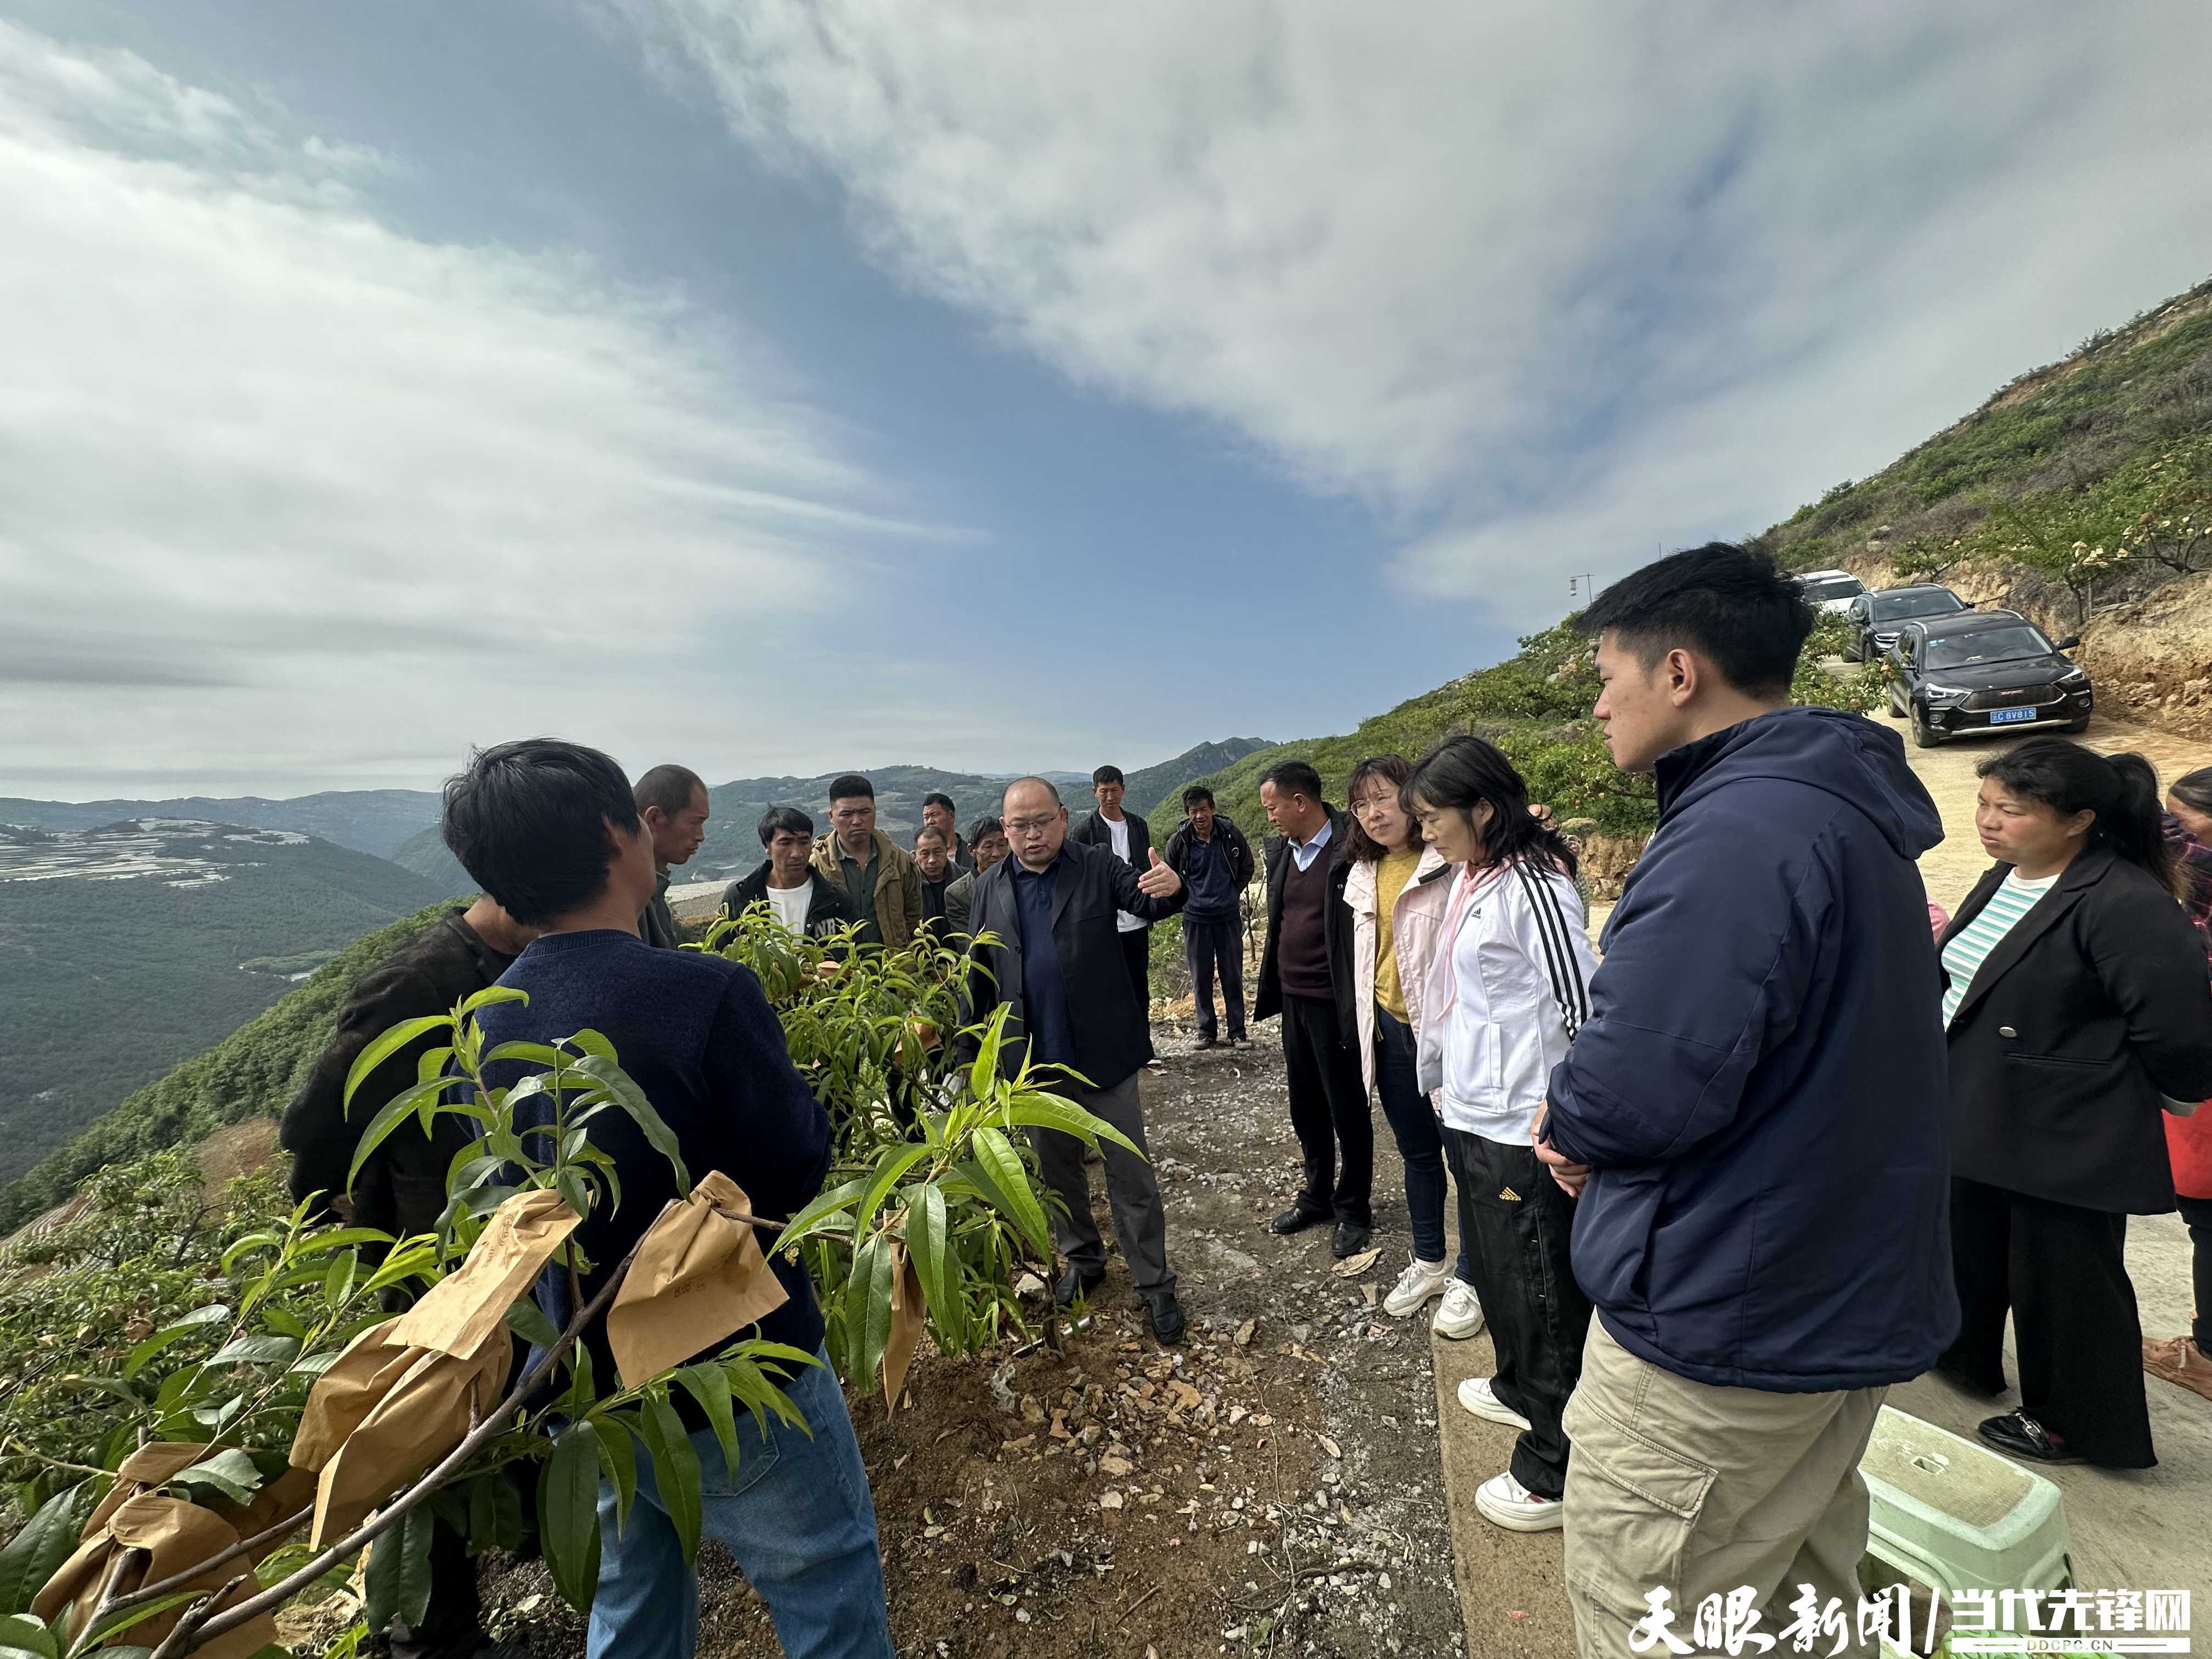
854, 1144, 933, 1237
362, 1502, 437, 1635
0, 1613, 58, 1659
966, 1127, 1052, 1259
538, 1427, 602, 1613
636, 1394, 702, 1565
568, 1056, 690, 1198
465, 1471, 524, 1558
205, 1333, 301, 1369
1003, 1095, 1143, 1158
905, 1182, 954, 1343
564, 1029, 616, 1061
82, 1593, 202, 1647
168, 1448, 265, 1506
346, 1076, 462, 1190
843, 1234, 896, 1395
776, 1177, 868, 1250
459, 984, 529, 1016
0, 1482, 95, 1616
503, 1297, 561, 1350
121, 1305, 230, 1379
674, 1367, 741, 1485
589, 1420, 637, 1536
478, 1040, 563, 1070
321, 1251, 359, 1310
342, 1015, 453, 1113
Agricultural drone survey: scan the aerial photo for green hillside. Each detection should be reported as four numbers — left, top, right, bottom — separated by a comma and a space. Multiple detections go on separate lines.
1759, 278, 2212, 606
0, 823, 442, 1172
0, 901, 451, 1233
1129, 738, 1273, 820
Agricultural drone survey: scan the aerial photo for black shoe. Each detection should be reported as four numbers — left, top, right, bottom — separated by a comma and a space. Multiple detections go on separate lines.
1330, 1221, 1372, 1260
1977, 1412, 2083, 1465
1270, 1204, 1329, 1236
1144, 1289, 1187, 1346
1230, 1036, 1253, 1049
1055, 1264, 1106, 1309
1193, 1036, 1218, 1051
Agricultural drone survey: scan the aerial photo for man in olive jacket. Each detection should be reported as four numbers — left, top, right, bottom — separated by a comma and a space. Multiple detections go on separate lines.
809, 773, 924, 948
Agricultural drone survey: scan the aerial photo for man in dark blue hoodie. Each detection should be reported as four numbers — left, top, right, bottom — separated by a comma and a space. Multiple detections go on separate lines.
1534, 546, 1956, 1657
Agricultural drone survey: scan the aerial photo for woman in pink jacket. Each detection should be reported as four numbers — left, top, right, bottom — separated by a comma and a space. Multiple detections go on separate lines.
1342, 754, 1484, 1338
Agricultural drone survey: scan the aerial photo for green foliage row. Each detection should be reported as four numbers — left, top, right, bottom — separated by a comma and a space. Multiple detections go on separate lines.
0, 906, 453, 1237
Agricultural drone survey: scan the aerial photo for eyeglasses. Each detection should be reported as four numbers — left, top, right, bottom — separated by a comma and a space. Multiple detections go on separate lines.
1005, 816, 1059, 835
1350, 795, 1399, 817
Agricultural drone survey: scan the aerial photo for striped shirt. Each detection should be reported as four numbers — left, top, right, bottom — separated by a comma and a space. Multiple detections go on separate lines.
1940, 870, 2059, 1028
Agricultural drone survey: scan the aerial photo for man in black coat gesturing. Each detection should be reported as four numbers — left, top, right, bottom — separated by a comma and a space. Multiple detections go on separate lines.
964, 776, 1190, 1342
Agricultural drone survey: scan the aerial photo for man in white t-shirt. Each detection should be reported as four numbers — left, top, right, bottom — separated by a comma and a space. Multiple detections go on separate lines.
721, 805, 857, 941
1071, 765, 1156, 1019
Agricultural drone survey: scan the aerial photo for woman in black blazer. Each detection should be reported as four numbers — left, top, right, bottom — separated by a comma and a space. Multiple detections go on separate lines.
1935, 738, 2212, 1468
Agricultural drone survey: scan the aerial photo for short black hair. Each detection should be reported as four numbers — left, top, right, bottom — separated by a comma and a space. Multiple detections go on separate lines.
922, 791, 956, 815
1092, 765, 1125, 788
1182, 785, 1216, 810
968, 815, 1004, 844
757, 804, 813, 846
1260, 759, 1323, 802
1574, 543, 1812, 698
634, 763, 706, 818
914, 825, 948, 847
442, 738, 636, 926
827, 773, 874, 803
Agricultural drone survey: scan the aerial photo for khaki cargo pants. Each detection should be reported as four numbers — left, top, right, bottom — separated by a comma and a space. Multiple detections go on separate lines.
1562, 1319, 1886, 1658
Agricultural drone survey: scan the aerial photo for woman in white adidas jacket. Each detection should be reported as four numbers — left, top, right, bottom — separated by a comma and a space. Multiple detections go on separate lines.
1407, 735, 1599, 1536
1341, 754, 1484, 1340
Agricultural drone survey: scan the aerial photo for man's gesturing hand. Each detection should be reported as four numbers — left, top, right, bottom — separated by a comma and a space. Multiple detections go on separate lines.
1531, 1099, 1591, 1199
1136, 847, 1183, 900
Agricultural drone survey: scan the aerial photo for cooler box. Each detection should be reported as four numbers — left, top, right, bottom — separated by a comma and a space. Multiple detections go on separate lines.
1858, 1406, 2074, 1655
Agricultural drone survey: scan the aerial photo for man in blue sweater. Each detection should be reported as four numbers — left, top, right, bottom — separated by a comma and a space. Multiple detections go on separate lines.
441, 738, 891, 1659
1534, 548, 1956, 1657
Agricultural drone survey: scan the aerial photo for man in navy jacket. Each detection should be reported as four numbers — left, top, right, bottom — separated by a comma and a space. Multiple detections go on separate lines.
1534, 546, 1956, 1657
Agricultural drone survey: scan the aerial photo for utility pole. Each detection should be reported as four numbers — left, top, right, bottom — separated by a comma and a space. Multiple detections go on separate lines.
1568, 572, 1595, 603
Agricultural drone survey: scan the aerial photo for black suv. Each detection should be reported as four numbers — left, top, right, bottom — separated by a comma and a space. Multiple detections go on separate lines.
1883, 610, 2092, 748
1841, 584, 1968, 662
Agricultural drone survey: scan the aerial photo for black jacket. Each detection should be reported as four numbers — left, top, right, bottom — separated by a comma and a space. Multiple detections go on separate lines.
640, 870, 681, 949
1941, 844, 2212, 1214
1255, 809, 1357, 1034
281, 909, 517, 1233
720, 864, 857, 940
961, 838, 1185, 1090
1163, 815, 1256, 896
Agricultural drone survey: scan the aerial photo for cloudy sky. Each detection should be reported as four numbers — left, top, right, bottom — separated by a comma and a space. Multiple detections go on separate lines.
4, 1, 2210, 799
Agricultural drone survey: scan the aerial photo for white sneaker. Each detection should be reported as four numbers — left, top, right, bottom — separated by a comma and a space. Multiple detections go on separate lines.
1456, 1376, 1533, 1431
1474, 1470, 1562, 1532
1431, 1278, 1485, 1339
1384, 1256, 1453, 1318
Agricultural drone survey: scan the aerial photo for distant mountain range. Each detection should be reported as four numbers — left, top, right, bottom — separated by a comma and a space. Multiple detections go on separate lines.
0, 820, 443, 1169
0, 790, 442, 861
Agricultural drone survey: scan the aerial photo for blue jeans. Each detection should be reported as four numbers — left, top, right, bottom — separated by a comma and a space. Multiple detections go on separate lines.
1374, 1006, 1469, 1278
589, 1348, 893, 1659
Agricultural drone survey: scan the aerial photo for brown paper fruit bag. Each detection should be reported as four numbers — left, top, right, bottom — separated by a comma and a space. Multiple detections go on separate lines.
387, 1187, 579, 1360
606, 1171, 788, 1389
880, 1239, 926, 1409
33, 1494, 278, 1659
298, 1333, 509, 1546
81, 1441, 212, 1536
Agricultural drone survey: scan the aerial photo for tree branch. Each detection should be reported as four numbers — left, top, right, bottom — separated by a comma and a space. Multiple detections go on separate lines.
99, 1504, 315, 1620
176, 1206, 672, 1652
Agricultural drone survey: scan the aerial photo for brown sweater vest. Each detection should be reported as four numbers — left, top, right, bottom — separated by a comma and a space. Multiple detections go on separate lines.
1277, 850, 1334, 998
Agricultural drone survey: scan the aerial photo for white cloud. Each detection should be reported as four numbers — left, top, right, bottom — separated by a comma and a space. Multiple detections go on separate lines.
637, 0, 2212, 616
0, 19, 968, 797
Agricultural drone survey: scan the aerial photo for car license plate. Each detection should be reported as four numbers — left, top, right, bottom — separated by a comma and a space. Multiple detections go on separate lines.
1990, 706, 2038, 724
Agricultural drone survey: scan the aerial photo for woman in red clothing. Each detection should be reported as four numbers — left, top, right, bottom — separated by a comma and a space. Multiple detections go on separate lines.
2147, 765, 2212, 1400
